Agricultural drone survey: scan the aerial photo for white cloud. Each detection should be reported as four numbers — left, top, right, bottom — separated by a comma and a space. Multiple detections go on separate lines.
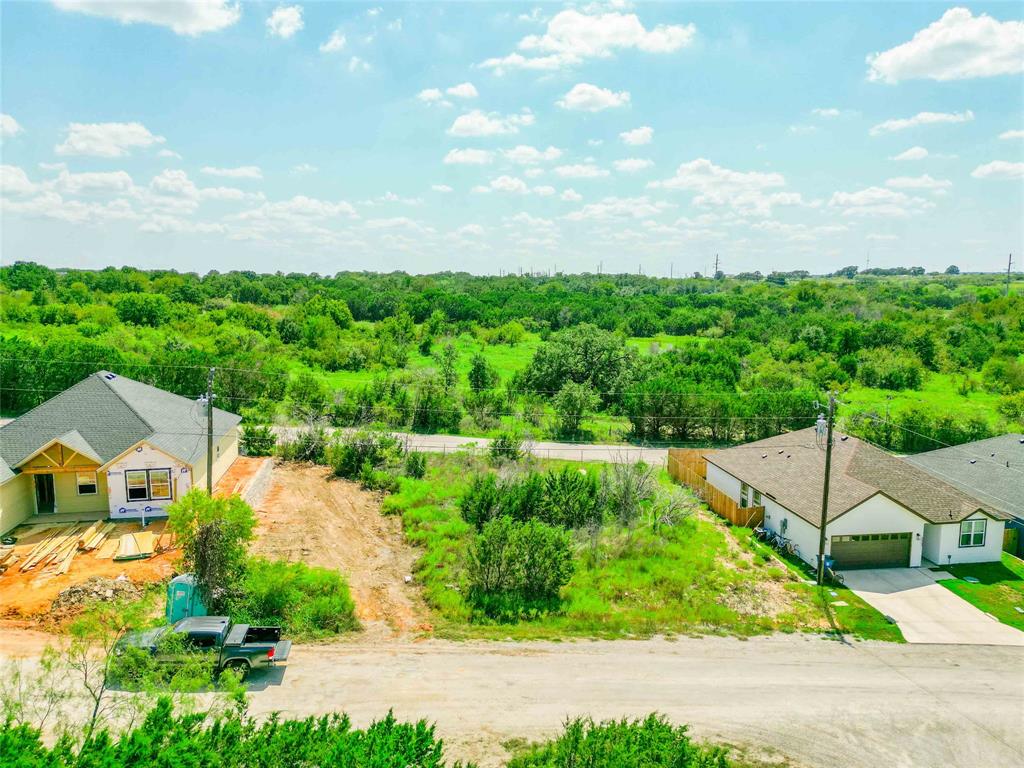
446, 82, 478, 99
620, 126, 653, 145
970, 161, 1024, 180
560, 188, 582, 202
157, 149, 182, 160
867, 234, 899, 242
481, 9, 696, 72
828, 186, 934, 217
866, 8, 1024, 83
557, 83, 630, 111
235, 195, 357, 221
811, 107, 841, 118
1, 165, 37, 196
417, 88, 445, 104
488, 175, 530, 194
201, 165, 263, 180
348, 56, 370, 73
614, 158, 654, 173
788, 124, 818, 135
999, 129, 1024, 140
564, 196, 672, 221
57, 169, 134, 195
501, 145, 562, 165
884, 174, 952, 191
869, 110, 974, 136
455, 224, 484, 237
648, 158, 803, 216
892, 146, 929, 161
532, 185, 556, 196
266, 5, 303, 39
291, 163, 317, 174
52, 0, 240, 36
431, 184, 453, 193
1, 114, 23, 138
38, 162, 67, 172
554, 163, 609, 179
447, 109, 534, 137
443, 148, 494, 165
320, 30, 346, 53
55, 121, 165, 157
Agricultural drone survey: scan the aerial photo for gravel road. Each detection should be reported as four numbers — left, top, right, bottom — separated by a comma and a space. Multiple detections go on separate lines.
238, 634, 1022, 767
273, 427, 669, 465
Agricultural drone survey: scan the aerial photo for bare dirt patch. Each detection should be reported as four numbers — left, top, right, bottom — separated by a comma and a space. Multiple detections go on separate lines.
250, 462, 429, 639
0, 521, 177, 623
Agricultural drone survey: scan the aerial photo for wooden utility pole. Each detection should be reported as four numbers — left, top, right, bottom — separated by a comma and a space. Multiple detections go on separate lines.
816, 392, 836, 586
205, 367, 216, 494
714, 253, 720, 277
1007, 253, 1013, 297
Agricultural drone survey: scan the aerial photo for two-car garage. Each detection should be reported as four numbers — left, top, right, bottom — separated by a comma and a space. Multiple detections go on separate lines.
830, 532, 912, 569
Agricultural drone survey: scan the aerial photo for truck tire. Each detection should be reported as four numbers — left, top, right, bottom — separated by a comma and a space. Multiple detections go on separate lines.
223, 659, 250, 681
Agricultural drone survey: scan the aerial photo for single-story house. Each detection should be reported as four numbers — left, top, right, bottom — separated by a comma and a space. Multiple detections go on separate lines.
904, 433, 1023, 557
704, 426, 1010, 569
0, 371, 241, 534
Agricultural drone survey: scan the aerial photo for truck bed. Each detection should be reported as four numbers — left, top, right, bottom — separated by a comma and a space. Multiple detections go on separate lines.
224, 624, 282, 646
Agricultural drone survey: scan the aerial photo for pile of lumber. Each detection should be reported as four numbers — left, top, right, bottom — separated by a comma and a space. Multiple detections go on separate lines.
80, 522, 116, 552
114, 531, 156, 561
19, 524, 84, 573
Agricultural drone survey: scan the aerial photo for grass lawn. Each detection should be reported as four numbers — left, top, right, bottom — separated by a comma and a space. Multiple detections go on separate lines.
383, 452, 902, 641
844, 372, 1005, 429
938, 553, 1024, 631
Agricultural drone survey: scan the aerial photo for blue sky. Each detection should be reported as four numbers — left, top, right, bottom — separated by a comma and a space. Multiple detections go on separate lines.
1, 1, 1022, 276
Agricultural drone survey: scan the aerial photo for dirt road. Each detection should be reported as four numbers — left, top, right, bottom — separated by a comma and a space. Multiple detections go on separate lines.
246, 634, 1023, 767
250, 463, 428, 638
2, 632, 1021, 767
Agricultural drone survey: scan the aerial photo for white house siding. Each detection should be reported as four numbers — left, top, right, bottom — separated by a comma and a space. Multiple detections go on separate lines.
106, 443, 193, 520
829, 495, 925, 567
705, 462, 742, 499
191, 427, 239, 492
0, 474, 35, 534
926, 513, 1005, 566
922, 523, 943, 564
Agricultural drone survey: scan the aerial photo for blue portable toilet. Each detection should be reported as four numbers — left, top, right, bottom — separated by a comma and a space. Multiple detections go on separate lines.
166, 574, 208, 623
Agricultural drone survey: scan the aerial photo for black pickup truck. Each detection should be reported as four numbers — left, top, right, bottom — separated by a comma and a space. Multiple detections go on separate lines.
118, 616, 291, 679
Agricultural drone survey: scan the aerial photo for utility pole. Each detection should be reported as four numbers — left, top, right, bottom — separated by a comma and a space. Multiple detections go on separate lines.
816, 392, 836, 585
670, 262, 674, 279
714, 253, 720, 277
1007, 253, 1013, 297
205, 367, 216, 494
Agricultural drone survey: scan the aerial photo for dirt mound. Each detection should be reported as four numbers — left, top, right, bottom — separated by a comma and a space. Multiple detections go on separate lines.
50, 576, 144, 619
251, 462, 429, 639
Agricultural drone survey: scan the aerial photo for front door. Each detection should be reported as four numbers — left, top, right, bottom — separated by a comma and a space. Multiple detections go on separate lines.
35, 475, 55, 514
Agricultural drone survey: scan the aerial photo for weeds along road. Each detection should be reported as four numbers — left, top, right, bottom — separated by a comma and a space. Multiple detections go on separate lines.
272, 427, 670, 465
6, 633, 1018, 768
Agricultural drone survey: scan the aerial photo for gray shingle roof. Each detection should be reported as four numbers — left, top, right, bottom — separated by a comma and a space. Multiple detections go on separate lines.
904, 434, 1024, 522
0, 371, 240, 483
705, 427, 1009, 527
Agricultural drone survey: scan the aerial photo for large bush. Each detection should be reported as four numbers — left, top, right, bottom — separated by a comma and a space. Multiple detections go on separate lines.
232, 558, 359, 638
467, 516, 574, 619
856, 348, 924, 390
508, 714, 730, 768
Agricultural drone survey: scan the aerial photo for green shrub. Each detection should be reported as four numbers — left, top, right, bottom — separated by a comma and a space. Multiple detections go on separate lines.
240, 424, 276, 456
541, 467, 601, 529
460, 473, 500, 530
1, 698, 455, 768
359, 460, 399, 493
331, 430, 402, 479
489, 432, 523, 463
232, 558, 359, 638
467, 516, 574, 620
508, 714, 730, 767
404, 451, 427, 479
856, 348, 924, 390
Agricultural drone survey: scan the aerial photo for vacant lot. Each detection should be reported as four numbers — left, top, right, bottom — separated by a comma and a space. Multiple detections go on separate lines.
250, 462, 429, 638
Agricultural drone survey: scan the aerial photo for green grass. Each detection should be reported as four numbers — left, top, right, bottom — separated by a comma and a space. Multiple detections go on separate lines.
844, 372, 1005, 428
937, 553, 1024, 631
384, 453, 901, 641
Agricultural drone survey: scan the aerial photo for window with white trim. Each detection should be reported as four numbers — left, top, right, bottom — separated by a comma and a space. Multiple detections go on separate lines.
125, 469, 172, 502
76, 471, 98, 495
959, 519, 986, 548
740, 482, 750, 508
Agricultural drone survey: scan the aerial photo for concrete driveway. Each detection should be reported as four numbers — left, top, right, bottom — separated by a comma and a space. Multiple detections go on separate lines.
842, 567, 1024, 646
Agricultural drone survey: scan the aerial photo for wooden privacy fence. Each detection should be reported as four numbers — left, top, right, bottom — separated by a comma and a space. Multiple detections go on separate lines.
668, 448, 765, 528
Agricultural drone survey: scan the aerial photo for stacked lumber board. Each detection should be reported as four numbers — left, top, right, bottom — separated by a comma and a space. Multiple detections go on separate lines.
19, 524, 82, 572
80, 522, 116, 552
113, 531, 156, 561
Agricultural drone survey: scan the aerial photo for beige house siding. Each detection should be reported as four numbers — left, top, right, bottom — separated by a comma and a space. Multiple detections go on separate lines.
0, 474, 35, 534
192, 427, 239, 492
53, 471, 109, 516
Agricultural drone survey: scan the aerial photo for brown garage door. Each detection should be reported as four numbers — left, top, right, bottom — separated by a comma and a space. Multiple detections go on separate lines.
830, 533, 911, 569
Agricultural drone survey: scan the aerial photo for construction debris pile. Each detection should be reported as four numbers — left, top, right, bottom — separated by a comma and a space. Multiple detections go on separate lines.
50, 576, 144, 619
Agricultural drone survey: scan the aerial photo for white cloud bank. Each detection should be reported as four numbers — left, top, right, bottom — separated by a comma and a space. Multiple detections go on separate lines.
447, 110, 534, 137
892, 146, 929, 161
620, 126, 653, 145
480, 9, 695, 72
320, 30, 346, 53
1, 114, 22, 138
267, 5, 303, 39
869, 110, 973, 136
971, 161, 1024, 180
649, 158, 804, 217
867, 8, 1024, 83
55, 122, 165, 157
557, 83, 630, 111
53, 0, 241, 36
